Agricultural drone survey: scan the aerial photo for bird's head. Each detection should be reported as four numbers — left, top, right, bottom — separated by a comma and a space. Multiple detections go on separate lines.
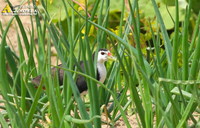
97, 49, 115, 63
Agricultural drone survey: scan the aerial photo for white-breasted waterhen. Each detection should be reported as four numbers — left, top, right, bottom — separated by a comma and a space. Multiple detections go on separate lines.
31, 49, 115, 93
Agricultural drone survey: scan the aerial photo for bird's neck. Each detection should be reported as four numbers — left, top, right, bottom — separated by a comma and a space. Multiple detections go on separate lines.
97, 62, 106, 71
97, 62, 107, 84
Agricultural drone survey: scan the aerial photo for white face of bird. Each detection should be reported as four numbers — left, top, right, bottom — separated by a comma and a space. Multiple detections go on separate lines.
97, 49, 115, 63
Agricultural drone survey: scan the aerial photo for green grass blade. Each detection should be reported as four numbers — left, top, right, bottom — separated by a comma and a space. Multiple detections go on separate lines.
171, 0, 180, 77
182, 6, 190, 80
0, 112, 9, 128
6, 0, 30, 54
151, 0, 172, 66
189, 14, 200, 80
176, 97, 195, 128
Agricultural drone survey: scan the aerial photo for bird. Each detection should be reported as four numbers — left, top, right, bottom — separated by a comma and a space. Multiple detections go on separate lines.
31, 48, 115, 93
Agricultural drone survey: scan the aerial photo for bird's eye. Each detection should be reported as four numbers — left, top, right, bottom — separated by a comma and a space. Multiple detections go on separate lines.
101, 52, 105, 55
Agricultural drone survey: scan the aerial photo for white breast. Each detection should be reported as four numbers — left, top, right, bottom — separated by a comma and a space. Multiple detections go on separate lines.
97, 62, 107, 84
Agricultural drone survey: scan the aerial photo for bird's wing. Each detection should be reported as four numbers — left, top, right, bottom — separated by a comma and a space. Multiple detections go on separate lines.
31, 62, 89, 93
31, 64, 64, 86
32, 75, 42, 86
76, 61, 88, 93
51, 64, 64, 85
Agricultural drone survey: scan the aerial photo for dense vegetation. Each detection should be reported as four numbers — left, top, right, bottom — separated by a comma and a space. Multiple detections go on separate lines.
0, 0, 199, 127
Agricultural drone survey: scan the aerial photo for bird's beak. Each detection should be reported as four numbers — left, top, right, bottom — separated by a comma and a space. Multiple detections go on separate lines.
107, 52, 116, 61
